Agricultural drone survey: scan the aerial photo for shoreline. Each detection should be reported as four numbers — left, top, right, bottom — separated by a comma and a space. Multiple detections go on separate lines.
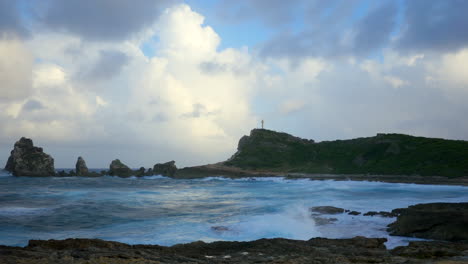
174, 164, 468, 186
2, 166, 468, 186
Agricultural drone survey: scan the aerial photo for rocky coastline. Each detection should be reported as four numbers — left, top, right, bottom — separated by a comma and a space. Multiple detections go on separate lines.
1, 236, 467, 264
3, 130, 467, 186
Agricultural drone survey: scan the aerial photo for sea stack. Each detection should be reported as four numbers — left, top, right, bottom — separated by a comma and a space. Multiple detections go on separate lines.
153, 161, 177, 177
4, 137, 55, 176
75, 157, 89, 176
109, 159, 133, 177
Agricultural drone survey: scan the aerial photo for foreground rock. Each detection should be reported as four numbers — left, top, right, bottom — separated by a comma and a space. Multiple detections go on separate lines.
4, 137, 55, 176
388, 202, 468, 241
153, 160, 177, 177
1, 236, 467, 263
108, 159, 133, 177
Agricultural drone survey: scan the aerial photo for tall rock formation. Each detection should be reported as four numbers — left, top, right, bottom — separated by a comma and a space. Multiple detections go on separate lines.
75, 157, 89, 176
4, 137, 55, 176
153, 161, 177, 177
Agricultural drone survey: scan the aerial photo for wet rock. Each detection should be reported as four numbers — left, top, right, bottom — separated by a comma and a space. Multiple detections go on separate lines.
348, 211, 361, 215
109, 159, 133, 177
310, 206, 345, 214
153, 161, 177, 177
3, 236, 468, 263
4, 137, 55, 176
312, 217, 338, 226
364, 211, 397, 217
388, 202, 468, 241
75, 157, 89, 176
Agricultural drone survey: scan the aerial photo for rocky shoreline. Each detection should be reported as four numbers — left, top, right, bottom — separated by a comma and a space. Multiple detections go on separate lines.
3, 136, 467, 186
1, 202, 467, 263
1, 236, 467, 264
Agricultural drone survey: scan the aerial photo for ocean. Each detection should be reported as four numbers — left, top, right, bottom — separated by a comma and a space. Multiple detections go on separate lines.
1, 170, 467, 249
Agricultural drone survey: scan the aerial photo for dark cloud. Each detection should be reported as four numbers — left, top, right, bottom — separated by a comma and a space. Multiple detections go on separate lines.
41, 0, 174, 41
80, 50, 129, 81
22, 99, 44, 112
216, 0, 304, 26
353, 1, 397, 55
259, 1, 395, 59
181, 103, 216, 119
0, 0, 28, 38
396, 0, 468, 53
199, 61, 228, 74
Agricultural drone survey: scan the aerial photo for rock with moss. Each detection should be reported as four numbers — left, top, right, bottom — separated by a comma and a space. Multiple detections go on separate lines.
4, 137, 55, 176
224, 128, 468, 177
75, 157, 89, 176
108, 159, 133, 177
153, 161, 177, 177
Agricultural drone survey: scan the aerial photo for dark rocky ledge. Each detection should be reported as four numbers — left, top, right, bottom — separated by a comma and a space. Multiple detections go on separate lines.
1, 236, 467, 264
388, 202, 468, 241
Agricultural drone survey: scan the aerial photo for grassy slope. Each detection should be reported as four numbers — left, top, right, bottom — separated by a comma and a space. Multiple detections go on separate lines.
224, 129, 468, 177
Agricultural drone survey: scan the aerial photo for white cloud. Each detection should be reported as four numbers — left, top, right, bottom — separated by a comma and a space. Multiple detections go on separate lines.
1, 3, 468, 169
0, 38, 33, 100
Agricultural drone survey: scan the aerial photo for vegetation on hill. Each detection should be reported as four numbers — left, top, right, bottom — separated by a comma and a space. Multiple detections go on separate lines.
224, 129, 468, 177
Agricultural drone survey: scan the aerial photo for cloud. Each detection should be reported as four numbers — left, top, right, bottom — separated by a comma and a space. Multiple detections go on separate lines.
22, 99, 45, 112
259, 1, 396, 59
79, 50, 129, 81
0, 0, 28, 38
396, 0, 468, 53
1, 1, 468, 169
40, 0, 174, 41
0, 38, 33, 101
216, 0, 304, 26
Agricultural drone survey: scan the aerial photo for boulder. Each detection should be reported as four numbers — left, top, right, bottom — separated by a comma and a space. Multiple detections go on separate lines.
4, 137, 55, 176
153, 161, 177, 177
75, 157, 89, 176
387, 202, 468, 241
109, 159, 133, 177
309, 206, 345, 215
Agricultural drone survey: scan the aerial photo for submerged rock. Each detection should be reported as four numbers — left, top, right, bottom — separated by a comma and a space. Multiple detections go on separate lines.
108, 159, 133, 177
4, 137, 55, 176
364, 211, 397, 217
309, 206, 345, 215
348, 211, 361, 215
312, 217, 338, 226
75, 157, 89, 176
388, 202, 468, 241
153, 160, 177, 177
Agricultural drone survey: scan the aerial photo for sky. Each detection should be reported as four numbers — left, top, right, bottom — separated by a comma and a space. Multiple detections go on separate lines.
1, 0, 468, 168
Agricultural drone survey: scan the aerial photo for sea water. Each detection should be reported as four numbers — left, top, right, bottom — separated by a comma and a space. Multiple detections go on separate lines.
0, 170, 467, 249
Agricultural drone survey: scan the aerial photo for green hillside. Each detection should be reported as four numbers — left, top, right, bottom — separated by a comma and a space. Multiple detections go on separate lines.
224, 129, 468, 177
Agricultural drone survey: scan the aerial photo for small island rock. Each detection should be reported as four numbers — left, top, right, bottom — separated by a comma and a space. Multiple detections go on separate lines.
109, 159, 133, 177
4, 137, 55, 176
75, 157, 89, 176
153, 161, 177, 177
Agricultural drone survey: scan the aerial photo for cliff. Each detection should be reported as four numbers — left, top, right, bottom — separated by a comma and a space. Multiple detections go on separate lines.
223, 129, 468, 177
